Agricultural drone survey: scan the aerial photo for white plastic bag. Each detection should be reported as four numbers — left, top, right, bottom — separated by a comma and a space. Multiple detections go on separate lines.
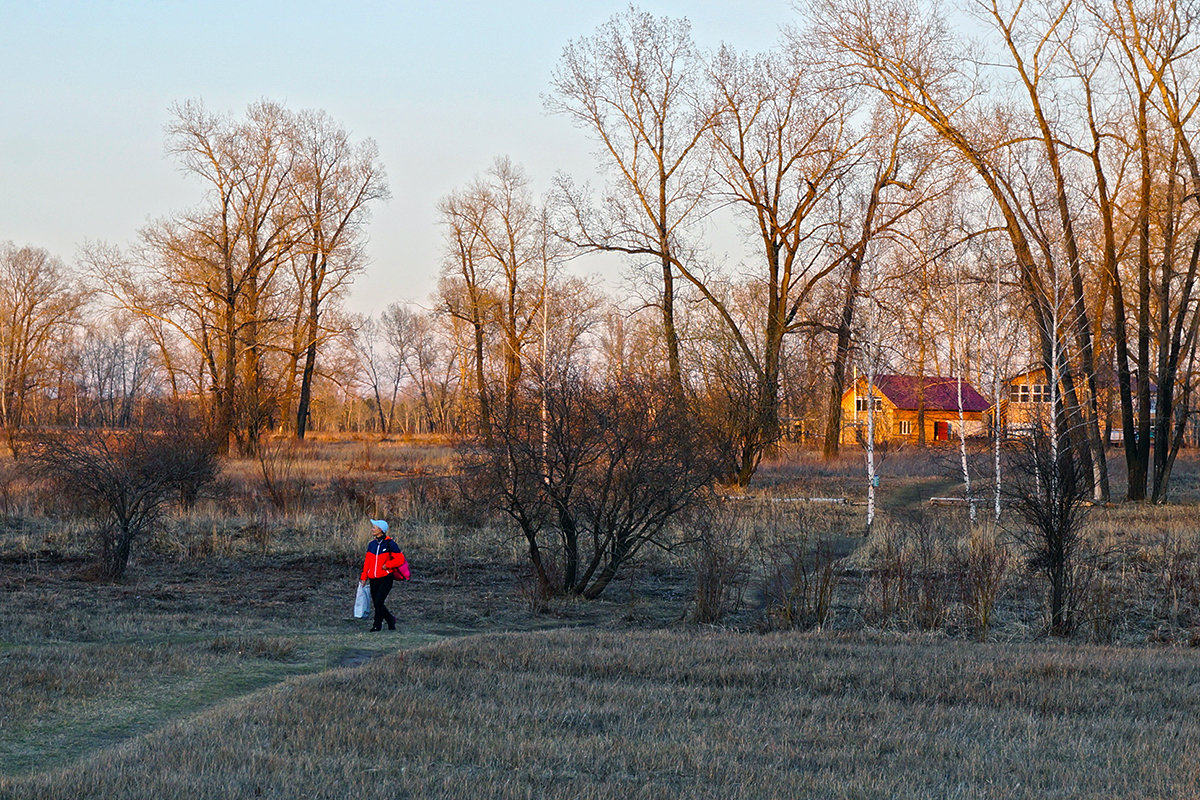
353, 582, 371, 619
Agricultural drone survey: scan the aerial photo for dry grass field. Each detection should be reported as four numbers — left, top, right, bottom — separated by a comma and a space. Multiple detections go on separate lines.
4, 436, 1200, 797
6, 630, 1200, 799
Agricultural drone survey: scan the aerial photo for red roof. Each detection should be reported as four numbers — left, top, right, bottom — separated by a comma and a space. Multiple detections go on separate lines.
870, 374, 991, 413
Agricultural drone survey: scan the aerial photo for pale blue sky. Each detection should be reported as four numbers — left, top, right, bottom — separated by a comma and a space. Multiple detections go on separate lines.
0, 1, 792, 313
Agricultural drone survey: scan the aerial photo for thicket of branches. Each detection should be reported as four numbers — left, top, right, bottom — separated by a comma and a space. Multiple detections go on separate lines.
23, 424, 218, 580
460, 371, 720, 600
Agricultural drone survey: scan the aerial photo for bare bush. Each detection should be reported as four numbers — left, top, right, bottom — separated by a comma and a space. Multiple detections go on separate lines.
460, 372, 720, 600
1153, 530, 1200, 629
0, 458, 32, 518
256, 438, 310, 513
1003, 425, 1094, 636
330, 475, 376, 515
754, 504, 839, 630
1081, 570, 1121, 644
860, 519, 911, 627
688, 503, 751, 624
856, 511, 960, 631
23, 426, 218, 580
905, 512, 957, 630
958, 524, 1010, 641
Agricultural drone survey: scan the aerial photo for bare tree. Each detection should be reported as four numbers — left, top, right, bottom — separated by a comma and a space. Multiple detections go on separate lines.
438, 188, 494, 440
96, 101, 380, 452
1003, 422, 1093, 636
804, 103, 946, 461
810, 0, 1109, 499
76, 318, 159, 428
1087, 0, 1200, 502
289, 109, 389, 439
703, 44, 862, 481
438, 159, 563, 438
462, 372, 719, 599
391, 306, 460, 434
351, 314, 405, 434
115, 100, 301, 453
0, 243, 87, 454
549, 6, 719, 397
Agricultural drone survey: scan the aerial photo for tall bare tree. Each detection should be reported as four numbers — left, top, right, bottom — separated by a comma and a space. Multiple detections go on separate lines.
385, 304, 460, 434
814, 104, 948, 460
438, 159, 563, 437
76, 318, 159, 428
96, 101, 379, 452
352, 313, 404, 434
704, 44, 862, 481
549, 6, 720, 397
1089, 0, 1200, 501
289, 109, 388, 439
152, 100, 300, 453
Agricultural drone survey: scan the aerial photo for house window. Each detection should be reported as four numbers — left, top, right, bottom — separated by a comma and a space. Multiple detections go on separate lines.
856, 396, 882, 412
898, 420, 912, 436
1013, 384, 1030, 403
1031, 384, 1051, 403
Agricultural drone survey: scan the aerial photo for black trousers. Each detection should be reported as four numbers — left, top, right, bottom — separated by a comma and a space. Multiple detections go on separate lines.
368, 575, 396, 629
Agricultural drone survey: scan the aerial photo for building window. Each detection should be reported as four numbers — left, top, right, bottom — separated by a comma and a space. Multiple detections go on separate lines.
1013, 382, 1053, 403
856, 396, 882, 412
898, 420, 912, 436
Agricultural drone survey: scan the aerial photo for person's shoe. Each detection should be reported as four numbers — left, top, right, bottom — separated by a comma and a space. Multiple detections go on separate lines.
369, 626, 381, 632
387, 623, 396, 630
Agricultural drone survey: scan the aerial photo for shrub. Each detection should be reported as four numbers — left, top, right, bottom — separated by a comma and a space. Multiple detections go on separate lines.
460, 372, 720, 600
688, 503, 751, 624
1003, 425, 1093, 636
23, 426, 218, 580
958, 524, 1010, 641
755, 504, 839, 631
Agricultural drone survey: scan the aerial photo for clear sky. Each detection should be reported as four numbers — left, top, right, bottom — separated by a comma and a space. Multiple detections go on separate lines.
0, 1, 794, 315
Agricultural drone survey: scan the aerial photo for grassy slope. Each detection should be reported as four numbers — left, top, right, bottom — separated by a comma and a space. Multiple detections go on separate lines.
0, 631, 440, 776
4, 629, 1200, 799
0, 554, 463, 777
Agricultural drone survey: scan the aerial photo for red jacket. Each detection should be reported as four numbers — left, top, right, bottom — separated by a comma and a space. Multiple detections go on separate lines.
360, 536, 407, 581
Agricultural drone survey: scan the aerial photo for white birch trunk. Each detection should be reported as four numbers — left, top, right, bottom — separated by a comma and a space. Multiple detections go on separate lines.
863, 263, 879, 533
993, 263, 1003, 522
866, 368, 876, 531
954, 277, 975, 523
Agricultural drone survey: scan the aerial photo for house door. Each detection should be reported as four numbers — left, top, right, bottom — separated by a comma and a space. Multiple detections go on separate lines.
934, 421, 950, 441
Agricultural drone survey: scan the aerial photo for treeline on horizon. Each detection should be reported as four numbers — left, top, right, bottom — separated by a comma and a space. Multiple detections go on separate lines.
2, 0, 1199, 502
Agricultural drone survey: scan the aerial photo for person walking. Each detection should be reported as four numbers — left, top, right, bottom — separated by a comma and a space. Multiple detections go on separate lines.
359, 519, 408, 631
